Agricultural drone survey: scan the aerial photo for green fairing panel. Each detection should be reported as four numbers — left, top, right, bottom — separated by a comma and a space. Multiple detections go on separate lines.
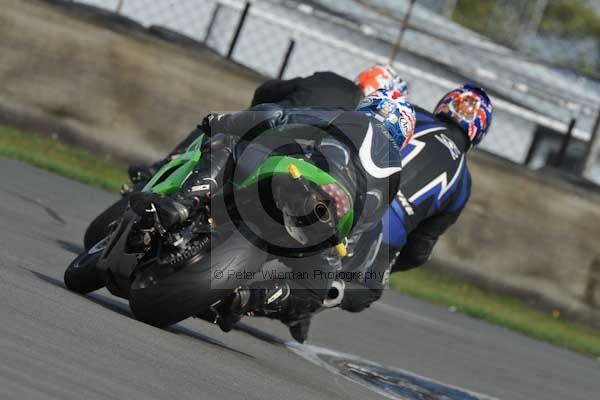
337, 211, 354, 238
143, 135, 204, 195
237, 156, 354, 237
237, 156, 336, 189
185, 135, 205, 153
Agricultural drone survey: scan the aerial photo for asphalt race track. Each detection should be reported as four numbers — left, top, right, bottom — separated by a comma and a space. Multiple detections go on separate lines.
1, 156, 599, 400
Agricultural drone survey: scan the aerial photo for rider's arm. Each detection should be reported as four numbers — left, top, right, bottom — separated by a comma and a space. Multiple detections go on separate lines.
392, 174, 471, 272
251, 72, 361, 110
391, 212, 459, 272
251, 78, 300, 107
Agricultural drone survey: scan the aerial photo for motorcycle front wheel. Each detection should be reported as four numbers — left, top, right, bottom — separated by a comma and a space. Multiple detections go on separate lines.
64, 238, 108, 294
84, 197, 129, 251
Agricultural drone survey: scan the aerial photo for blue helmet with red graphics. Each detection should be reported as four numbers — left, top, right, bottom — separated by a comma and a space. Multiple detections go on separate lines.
356, 89, 416, 150
434, 84, 493, 146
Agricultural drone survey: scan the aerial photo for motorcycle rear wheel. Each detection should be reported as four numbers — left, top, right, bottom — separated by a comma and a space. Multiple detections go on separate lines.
129, 225, 267, 328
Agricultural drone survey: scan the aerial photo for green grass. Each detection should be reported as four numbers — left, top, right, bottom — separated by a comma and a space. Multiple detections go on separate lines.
3, 125, 600, 357
0, 126, 128, 192
454, 0, 600, 39
540, 0, 600, 38
453, 0, 600, 75
453, 0, 496, 37
390, 269, 600, 358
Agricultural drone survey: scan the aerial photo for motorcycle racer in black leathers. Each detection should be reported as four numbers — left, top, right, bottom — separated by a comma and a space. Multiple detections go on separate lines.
142, 89, 416, 342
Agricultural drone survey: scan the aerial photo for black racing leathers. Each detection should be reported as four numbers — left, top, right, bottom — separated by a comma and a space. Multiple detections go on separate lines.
164, 72, 360, 157
251, 71, 361, 110
207, 103, 403, 299
208, 103, 403, 234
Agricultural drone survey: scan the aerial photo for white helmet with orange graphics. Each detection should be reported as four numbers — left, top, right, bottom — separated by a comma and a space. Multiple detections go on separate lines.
355, 65, 409, 97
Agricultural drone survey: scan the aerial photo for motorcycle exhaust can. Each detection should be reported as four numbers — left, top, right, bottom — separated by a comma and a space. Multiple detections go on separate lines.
323, 279, 345, 308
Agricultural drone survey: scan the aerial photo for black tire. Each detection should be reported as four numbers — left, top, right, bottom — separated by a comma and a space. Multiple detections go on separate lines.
129, 225, 267, 327
84, 197, 129, 251
64, 247, 106, 294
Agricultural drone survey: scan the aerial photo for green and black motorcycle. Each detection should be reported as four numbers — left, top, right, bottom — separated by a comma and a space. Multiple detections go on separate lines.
64, 134, 354, 327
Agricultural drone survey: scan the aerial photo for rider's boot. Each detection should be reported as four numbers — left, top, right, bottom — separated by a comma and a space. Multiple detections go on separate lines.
285, 317, 312, 344
232, 281, 292, 316
130, 135, 232, 228
209, 281, 291, 332
217, 281, 321, 343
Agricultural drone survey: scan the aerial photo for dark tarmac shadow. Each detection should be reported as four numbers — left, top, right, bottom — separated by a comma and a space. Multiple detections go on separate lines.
27, 260, 292, 349
26, 268, 254, 358
234, 322, 287, 346
54, 239, 85, 255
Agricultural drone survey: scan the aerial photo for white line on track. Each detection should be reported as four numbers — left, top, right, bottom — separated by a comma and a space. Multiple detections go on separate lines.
287, 341, 500, 400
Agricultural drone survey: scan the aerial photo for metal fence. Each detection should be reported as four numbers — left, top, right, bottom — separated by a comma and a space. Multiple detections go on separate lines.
74, 0, 600, 182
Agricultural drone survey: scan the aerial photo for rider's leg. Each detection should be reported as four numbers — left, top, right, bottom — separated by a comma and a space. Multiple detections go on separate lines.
340, 240, 391, 312
340, 282, 384, 313
217, 251, 336, 343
